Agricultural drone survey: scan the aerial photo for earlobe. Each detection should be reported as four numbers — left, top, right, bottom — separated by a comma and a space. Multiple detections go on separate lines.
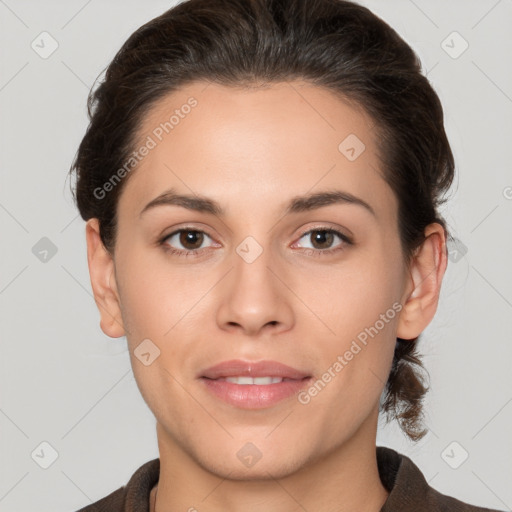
396, 223, 447, 340
85, 219, 126, 338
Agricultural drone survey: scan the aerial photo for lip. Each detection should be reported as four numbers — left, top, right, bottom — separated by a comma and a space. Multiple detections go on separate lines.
199, 359, 312, 409
200, 359, 310, 380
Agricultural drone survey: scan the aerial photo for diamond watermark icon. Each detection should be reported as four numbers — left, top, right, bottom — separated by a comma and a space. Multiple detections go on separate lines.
31, 441, 59, 469
447, 237, 468, 263
31, 31, 59, 59
441, 31, 469, 59
338, 134, 366, 161
236, 442, 263, 468
134, 338, 161, 366
236, 236, 263, 264
441, 441, 469, 469
32, 237, 58, 263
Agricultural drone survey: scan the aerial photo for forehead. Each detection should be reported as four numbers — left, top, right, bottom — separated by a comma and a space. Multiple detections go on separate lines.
118, 80, 396, 223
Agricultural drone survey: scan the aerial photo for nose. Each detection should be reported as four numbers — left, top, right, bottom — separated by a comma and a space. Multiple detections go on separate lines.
215, 242, 294, 337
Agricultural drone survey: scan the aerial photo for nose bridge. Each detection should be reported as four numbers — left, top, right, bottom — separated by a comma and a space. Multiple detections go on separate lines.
232, 233, 278, 300
215, 231, 294, 333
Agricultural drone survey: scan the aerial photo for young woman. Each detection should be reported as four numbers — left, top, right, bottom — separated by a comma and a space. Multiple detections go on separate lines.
69, 0, 504, 510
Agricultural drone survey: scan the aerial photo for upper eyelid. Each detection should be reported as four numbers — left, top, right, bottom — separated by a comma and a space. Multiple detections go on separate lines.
162, 227, 215, 242
293, 227, 352, 248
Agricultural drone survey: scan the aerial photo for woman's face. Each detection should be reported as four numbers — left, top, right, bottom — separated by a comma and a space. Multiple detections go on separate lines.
98, 81, 415, 478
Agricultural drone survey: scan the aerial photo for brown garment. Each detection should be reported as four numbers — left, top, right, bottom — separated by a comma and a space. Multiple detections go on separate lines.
75, 446, 504, 511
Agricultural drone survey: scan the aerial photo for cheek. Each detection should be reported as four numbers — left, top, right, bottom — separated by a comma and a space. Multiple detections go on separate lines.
115, 246, 191, 337
299, 243, 404, 392
305, 246, 403, 336
297, 270, 400, 435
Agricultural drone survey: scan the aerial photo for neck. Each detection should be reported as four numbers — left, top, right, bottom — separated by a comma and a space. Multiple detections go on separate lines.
152, 409, 388, 512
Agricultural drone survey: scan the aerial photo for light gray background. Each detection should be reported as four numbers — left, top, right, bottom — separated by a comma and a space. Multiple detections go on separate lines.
0, 0, 511, 510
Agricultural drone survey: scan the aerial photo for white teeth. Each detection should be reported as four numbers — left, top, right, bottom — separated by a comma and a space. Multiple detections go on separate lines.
224, 376, 284, 385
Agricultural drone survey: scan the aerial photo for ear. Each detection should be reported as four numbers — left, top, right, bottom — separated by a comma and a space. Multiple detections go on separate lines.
396, 223, 448, 340
85, 218, 126, 338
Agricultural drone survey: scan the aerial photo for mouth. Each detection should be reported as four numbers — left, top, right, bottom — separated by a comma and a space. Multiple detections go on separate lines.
216, 376, 296, 385
199, 359, 312, 409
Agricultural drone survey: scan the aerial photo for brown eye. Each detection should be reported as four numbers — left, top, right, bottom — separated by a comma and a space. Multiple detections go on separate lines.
161, 229, 214, 253
309, 230, 336, 250
178, 230, 204, 250
296, 228, 352, 253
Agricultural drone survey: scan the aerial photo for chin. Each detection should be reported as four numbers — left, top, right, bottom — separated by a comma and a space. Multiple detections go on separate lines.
179, 431, 309, 481
198, 452, 309, 482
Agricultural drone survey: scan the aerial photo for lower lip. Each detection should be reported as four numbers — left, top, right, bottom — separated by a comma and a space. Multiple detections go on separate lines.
200, 377, 311, 409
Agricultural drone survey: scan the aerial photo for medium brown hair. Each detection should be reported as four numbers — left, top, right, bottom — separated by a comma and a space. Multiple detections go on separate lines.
69, 0, 455, 441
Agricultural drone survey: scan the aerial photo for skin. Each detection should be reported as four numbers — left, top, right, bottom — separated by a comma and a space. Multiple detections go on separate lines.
85, 80, 447, 512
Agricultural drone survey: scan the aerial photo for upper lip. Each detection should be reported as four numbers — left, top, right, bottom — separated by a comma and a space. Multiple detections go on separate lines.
200, 360, 310, 380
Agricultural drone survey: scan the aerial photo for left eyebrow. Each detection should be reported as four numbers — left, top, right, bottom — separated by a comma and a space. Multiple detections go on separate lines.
139, 188, 376, 219
285, 189, 376, 217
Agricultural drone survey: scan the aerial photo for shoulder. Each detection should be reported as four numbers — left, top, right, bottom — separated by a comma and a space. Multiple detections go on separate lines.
73, 458, 160, 512
377, 446, 505, 512
75, 486, 126, 512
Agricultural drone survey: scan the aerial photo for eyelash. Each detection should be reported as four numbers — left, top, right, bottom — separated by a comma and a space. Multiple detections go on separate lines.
158, 226, 353, 258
